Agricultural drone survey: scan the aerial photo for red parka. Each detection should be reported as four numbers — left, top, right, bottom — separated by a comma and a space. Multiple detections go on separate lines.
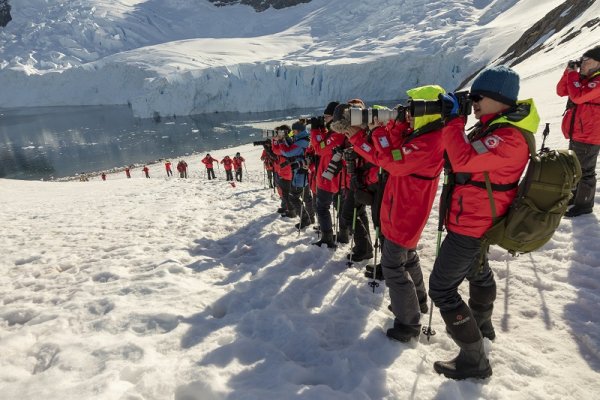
310, 127, 347, 193
556, 69, 600, 144
271, 138, 293, 180
202, 156, 219, 169
442, 100, 539, 238
220, 157, 234, 171
350, 120, 444, 249
233, 156, 245, 170
261, 150, 274, 171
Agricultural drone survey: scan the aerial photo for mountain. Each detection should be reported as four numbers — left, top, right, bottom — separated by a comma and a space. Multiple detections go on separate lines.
1, 0, 594, 119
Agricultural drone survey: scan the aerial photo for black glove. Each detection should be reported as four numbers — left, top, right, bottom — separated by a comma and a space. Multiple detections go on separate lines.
343, 148, 358, 162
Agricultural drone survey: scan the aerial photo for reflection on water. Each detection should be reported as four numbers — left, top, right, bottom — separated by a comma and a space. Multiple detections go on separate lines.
0, 105, 320, 180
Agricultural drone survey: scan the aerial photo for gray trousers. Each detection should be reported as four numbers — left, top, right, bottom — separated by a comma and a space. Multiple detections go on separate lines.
570, 140, 600, 210
429, 231, 496, 312
381, 240, 427, 330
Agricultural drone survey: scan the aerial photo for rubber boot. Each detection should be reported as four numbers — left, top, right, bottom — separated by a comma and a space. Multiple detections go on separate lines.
312, 230, 336, 248
434, 303, 492, 380
469, 283, 496, 341
469, 300, 496, 341
336, 227, 350, 244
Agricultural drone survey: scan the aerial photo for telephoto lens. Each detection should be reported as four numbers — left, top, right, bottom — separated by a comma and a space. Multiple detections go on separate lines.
349, 107, 400, 126
409, 100, 442, 117
322, 150, 343, 180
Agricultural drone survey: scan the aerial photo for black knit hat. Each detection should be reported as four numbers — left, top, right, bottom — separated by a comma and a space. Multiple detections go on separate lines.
583, 45, 600, 62
324, 101, 340, 116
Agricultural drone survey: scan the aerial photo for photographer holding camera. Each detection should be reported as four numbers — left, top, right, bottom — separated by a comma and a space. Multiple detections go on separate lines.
337, 85, 446, 345
260, 141, 276, 189
271, 125, 294, 217
272, 121, 315, 228
310, 101, 348, 248
556, 45, 600, 217
428, 66, 540, 380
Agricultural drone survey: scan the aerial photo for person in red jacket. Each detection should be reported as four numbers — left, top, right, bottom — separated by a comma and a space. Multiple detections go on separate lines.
338, 85, 446, 345
201, 153, 219, 180
125, 167, 131, 179
261, 143, 276, 188
271, 126, 294, 217
101, 172, 106, 181
221, 156, 234, 181
233, 152, 245, 182
429, 66, 540, 380
556, 45, 600, 217
165, 160, 173, 177
142, 165, 150, 178
310, 101, 347, 247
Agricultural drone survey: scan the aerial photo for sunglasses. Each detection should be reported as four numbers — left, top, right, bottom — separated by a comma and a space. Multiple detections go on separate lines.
468, 94, 484, 102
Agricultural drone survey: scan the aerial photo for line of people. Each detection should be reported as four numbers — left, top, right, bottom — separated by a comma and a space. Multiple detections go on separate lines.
201, 153, 246, 182
256, 49, 600, 381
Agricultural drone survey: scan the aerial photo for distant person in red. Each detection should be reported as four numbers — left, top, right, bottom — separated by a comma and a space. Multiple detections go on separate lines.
101, 172, 106, 181
142, 165, 150, 178
165, 160, 173, 177
233, 152, 245, 182
221, 155, 234, 181
125, 167, 131, 178
201, 153, 219, 180
181, 160, 188, 178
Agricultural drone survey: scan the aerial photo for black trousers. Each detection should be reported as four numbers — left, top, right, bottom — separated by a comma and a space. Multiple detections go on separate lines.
570, 140, 600, 210
429, 231, 496, 313
235, 168, 243, 182
207, 168, 216, 180
225, 170, 233, 181
340, 189, 371, 253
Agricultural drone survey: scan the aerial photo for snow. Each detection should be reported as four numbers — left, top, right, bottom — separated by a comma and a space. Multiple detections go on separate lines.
2, 0, 600, 399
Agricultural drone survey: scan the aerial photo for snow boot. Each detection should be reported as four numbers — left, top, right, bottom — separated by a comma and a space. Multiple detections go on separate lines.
565, 206, 593, 217
295, 216, 312, 230
312, 230, 336, 249
336, 228, 350, 244
469, 301, 496, 341
434, 303, 492, 380
277, 207, 287, 214
365, 263, 384, 280
386, 320, 421, 343
469, 283, 496, 341
346, 249, 373, 262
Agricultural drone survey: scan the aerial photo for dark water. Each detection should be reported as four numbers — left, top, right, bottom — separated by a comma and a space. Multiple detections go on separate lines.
0, 105, 322, 180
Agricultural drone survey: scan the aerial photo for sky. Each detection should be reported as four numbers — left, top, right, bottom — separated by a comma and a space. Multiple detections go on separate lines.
1, 0, 600, 399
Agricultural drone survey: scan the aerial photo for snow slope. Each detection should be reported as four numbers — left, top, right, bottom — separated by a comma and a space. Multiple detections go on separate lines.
1, 0, 600, 399
0, 0, 566, 117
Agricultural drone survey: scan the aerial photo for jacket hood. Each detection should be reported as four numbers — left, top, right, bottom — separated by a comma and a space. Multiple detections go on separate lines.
406, 84, 446, 131
489, 98, 540, 134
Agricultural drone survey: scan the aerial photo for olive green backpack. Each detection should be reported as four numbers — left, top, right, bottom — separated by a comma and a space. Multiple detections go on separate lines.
483, 123, 582, 256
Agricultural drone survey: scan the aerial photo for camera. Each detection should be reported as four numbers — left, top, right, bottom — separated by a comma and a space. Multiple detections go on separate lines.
262, 129, 278, 138
253, 140, 270, 146
349, 106, 406, 126
322, 147, 344, 181
409, 91, 472, 117
309, 116, 325, 129
568, 59, 582, 69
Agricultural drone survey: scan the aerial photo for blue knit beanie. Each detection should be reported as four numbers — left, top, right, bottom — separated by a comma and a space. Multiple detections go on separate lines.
471, 65, 520, 106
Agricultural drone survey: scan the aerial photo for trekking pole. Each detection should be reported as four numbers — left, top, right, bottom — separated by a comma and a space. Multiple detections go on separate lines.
263, 165, 266, 189
367, 227, 380, 293
346, 207, 358, 267
540, 122, 550, 152
334, 171, 343, 243
244, 162, 249, 182
298, 185, 307, 236
425, 171, 451, 340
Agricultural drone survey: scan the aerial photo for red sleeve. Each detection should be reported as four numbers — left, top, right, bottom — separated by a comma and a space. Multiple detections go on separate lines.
556, 69, 570, 97
443, 117, 527, 172
566, 73, 600, 104
349, 129, 380, 165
